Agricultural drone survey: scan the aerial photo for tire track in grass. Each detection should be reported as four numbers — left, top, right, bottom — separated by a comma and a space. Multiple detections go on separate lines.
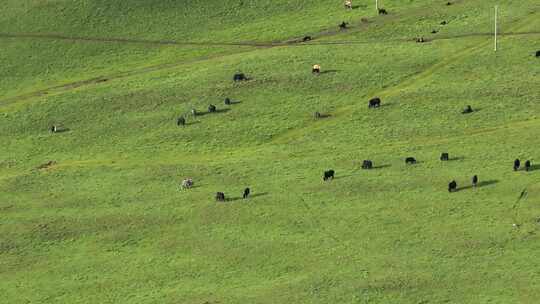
5, 28, 536, 110
8, 0, 537, 49
271, 13, 538, 144
0, 0, 470, 47
270, 42, 484, 144
0, 0, 479, 107
0, 46, 261, 109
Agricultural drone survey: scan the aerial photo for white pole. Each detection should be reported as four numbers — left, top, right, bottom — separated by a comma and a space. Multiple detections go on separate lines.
376, 0, 379, 12
494, 5, 498, 51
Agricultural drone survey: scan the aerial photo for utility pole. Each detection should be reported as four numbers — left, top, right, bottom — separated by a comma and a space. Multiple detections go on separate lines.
494, 5, 498, 51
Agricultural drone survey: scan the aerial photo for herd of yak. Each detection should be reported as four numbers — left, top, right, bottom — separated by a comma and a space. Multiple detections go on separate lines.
177, 64, 536, 201
48, 1, 540, 202
178, 1, 538, 201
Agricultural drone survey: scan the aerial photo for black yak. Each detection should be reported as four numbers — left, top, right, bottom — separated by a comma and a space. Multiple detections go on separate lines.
177, 117, 185, 126
449, 180, 457, 192
514, 159, 521, 171
216, 192, 226, 202
525, 160, 531, 171
243, 188, 250, 199
323, 170, 335, 181
362, 160, 373, 169
233, 73, 247, 82
405, 157, 417, 164
369, 97, 381, 108
440, 153, 449, 161
462, 105, 473, 114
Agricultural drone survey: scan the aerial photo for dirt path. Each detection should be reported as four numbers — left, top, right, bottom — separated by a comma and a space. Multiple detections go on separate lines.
0, 47, 261, 107
1, 0, 536, 107
270, 13, 538, 144
2, 31, 538, 48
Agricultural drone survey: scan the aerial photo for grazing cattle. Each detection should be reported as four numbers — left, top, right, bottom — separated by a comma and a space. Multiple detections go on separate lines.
536, 50, 540, 57
191, 109, 198, 116
303, 36, 312, 42
441, 20, 448, 25
323, 170, 335, 181
224, 97, 231, 105
405, 157, 417, 164
448, 180, 457, 192
415, 37, 426, 43
525, 160, 531, 171
339, 22, 348, 29
314, 111, 321, 119
446, 2, 452, 5
431, 29, 438, 34
181, 178, 193, 189
514, 159, 521, 171
177, 117, 186, 126
462, 105, 473, 114
369, 97, 381, 108
312, 64, 321, 74
378, 8, 388, 15
440, 153, 449, 161
472, 175, 478, 187
216, 192, 226, 202
233, 73, 247, 82
208, 104, 217, 113
362, 160, 373, 169
344, 0, 352, 9
50, 125, 58, 133
243, 188, 250, 199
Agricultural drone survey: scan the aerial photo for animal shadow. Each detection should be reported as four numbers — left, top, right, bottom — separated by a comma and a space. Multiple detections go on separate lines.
320, 70, 339, 75
54, 128, 70, 133
332, 174, 353, 180
316, 113, 332, 119
198, 108, 231, 116
528, 164, 540, 171
457, 179, 499, 191
372, 164, 391, 169
228, 192, 269, 201
227, 100, 242, 105
447, 156, 465, 161
250, 192, 269, 199
186, 121, 201, 126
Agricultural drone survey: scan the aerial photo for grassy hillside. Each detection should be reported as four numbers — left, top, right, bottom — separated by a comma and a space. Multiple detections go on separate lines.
1, 0, 540, 303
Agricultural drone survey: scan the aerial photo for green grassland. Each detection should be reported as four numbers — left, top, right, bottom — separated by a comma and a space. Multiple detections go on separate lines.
1, 0, 540, 303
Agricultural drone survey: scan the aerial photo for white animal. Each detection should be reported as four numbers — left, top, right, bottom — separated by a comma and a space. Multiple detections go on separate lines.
181, 178, 194, 189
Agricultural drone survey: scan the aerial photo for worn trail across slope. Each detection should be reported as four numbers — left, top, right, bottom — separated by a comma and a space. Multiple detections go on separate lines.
3, 28, 537, 109
2, 0, 536, 108
1, 31, 538, 48
270, 13, 538, 144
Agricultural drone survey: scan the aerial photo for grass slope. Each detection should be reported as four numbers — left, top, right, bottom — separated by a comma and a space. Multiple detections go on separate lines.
1, 0, 540, 303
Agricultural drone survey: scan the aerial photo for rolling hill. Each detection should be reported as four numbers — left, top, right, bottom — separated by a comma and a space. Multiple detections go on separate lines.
1, 0, 540, 303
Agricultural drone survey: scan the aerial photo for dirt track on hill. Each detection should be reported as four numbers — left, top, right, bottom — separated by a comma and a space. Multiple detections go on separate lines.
2, 29, 537, 107
0, 0, 537, 107
1, 31, 538, 48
